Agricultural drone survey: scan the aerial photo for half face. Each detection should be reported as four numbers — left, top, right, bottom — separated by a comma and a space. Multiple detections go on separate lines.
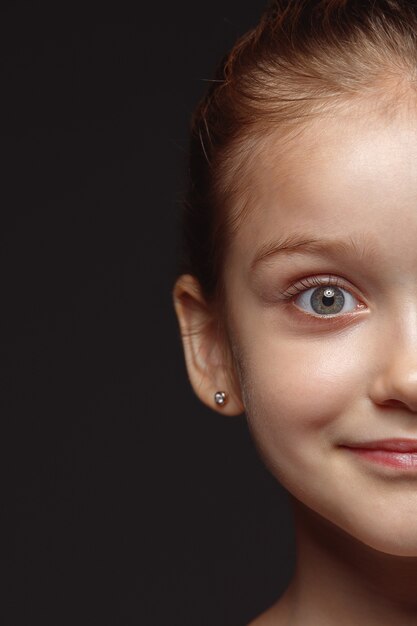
224, 101, 417, 556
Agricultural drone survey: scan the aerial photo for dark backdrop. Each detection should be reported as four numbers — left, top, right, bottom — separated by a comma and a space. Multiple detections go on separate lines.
1, 1, 294, 624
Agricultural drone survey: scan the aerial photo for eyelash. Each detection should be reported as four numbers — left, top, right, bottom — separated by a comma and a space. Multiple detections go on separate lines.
279, 275, 345, 300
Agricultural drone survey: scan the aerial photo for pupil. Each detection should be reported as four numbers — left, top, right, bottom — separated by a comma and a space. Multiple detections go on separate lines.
322, 294, 334, 307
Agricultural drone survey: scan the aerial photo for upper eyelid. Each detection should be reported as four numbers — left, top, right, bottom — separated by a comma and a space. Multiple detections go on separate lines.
280, 275, 352, 299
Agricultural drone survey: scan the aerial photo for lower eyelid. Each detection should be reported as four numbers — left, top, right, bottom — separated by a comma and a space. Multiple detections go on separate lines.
287, 301, 368, 331
293, 301, 365, 316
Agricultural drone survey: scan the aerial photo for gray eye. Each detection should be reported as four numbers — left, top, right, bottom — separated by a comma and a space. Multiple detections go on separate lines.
295, 285, 357, 316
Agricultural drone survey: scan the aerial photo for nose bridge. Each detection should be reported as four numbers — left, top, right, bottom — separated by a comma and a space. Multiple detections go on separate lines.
371, 305, 417, 411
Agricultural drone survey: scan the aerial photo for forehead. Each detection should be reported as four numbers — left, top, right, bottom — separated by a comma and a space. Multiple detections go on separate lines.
228, 100, 417, 265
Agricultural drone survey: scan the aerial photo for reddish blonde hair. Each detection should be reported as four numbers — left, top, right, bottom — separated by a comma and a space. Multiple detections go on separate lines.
179, 0, 417, 302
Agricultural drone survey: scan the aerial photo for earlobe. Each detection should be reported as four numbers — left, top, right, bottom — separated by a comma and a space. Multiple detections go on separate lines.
173, 274, 244, 416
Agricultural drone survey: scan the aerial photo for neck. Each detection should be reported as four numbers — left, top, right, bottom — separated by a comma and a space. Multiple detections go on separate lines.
280, 499, 417, 626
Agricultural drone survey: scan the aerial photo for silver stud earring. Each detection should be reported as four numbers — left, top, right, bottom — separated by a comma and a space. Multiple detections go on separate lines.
214, 391, 228, 406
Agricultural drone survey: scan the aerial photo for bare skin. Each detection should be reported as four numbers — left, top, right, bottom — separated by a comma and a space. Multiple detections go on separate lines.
174, 96, 417, 624
250, 500, 417, 625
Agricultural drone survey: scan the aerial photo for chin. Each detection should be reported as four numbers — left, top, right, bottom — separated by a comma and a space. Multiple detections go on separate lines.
351, 498, 417, 557
293, 495, 417, 558
353, 524, 417, 558
332, 509, 417, 558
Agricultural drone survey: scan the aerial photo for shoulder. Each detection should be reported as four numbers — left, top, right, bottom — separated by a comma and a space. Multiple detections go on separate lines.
247, 588, 293, 626
247, 605, 282, 625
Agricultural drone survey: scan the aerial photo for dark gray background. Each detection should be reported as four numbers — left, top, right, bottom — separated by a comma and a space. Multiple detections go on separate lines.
1, 1, 294, 624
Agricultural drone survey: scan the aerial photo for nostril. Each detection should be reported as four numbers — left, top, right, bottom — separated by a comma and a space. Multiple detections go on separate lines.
369, 369, 417, 414
380, 398, 410, 409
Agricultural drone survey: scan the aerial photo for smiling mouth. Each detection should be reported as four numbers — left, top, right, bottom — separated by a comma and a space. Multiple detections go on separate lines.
340, 439, 417, 470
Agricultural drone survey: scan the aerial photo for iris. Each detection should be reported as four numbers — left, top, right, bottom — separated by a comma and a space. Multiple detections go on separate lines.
310, 286, 345, 315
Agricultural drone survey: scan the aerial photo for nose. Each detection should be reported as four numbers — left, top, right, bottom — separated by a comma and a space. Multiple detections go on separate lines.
369, 331, 417, 413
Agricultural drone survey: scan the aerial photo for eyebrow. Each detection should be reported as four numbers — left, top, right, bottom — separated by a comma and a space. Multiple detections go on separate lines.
250, 232, 380, 270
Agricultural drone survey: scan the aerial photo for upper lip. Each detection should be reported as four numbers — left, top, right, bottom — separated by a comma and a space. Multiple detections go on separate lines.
342, 439, 417, 452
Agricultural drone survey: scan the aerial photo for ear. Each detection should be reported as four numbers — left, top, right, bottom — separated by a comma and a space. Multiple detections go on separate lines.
173, 274, 244, 416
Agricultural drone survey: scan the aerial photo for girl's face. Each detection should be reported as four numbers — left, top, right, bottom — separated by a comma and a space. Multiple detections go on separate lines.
224, 101, 417, 556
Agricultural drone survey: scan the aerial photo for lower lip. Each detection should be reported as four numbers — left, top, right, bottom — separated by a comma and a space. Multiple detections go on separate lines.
344, 448, 417, 470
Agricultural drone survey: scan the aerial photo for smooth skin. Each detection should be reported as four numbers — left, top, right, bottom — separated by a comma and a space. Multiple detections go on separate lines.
174, 96, 417, 625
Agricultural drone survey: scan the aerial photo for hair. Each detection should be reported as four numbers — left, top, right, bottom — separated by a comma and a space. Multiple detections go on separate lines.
179, 0, 417, 306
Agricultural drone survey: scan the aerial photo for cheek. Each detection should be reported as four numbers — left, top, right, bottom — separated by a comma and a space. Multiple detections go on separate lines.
237, 332, 366, 470
242, 333, 363, 424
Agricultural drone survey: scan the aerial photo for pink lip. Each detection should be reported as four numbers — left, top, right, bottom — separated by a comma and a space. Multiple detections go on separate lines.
341, 439, 417, 470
